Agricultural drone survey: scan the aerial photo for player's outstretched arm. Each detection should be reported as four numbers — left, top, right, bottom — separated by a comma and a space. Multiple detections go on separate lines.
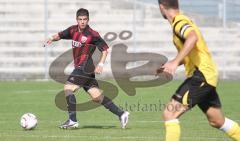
95, 50, 108, 74
43, 34, 61, 47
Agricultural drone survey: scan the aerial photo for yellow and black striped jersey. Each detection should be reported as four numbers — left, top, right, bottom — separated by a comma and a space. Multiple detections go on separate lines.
171, 14, 218, 87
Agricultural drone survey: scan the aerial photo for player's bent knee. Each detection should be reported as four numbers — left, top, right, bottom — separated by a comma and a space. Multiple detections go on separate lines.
91, 96, 103, 103
208, 119, 225, 128
163, 106, 186, 121
163, 108, 175, 121
88, 87, 103, 103
64, 85, 73, 92
64, 84, 78, 95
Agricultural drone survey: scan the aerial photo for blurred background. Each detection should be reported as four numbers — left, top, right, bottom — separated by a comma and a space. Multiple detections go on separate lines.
0, 1, 240, 140
0, 0, 239, 81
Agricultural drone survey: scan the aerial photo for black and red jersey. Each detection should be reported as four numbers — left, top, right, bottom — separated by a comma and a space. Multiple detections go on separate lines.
58, 25, 108, 69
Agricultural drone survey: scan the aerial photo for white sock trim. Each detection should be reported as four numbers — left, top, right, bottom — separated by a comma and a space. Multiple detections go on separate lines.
220, 118, 235, 132
165, 119, 179, 124
69, 119, 77, 123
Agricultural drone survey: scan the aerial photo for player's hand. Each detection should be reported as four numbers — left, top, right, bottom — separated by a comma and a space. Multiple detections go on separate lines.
161, 59, 179, 75
155, 67, 164, 76
43, 37, 53, 47
95, 63, 104, 74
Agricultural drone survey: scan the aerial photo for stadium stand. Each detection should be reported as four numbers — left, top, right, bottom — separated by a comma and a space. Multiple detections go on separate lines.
0, 0, 239, 80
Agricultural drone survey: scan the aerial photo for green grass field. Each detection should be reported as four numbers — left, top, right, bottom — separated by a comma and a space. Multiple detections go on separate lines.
0, 80, 239, 141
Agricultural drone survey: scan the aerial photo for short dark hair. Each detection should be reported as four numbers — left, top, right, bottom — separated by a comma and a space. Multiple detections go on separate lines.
158, 0, 179, 9
76, 8, 89, 18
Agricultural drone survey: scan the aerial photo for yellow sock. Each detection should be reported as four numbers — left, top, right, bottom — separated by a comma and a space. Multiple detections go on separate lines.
220, 118, 240, 141
165, 119, 181, 141
226, 123, 240, 141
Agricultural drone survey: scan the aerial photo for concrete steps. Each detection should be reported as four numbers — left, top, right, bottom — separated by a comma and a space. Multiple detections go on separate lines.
0, 0, 239, 80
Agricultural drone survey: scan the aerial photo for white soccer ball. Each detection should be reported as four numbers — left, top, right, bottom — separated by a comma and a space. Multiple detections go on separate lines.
20, 113, 38, 130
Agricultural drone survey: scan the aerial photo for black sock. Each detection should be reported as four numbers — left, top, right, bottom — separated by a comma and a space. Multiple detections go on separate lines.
66, 94, 77, 122
101, 96, 124, 117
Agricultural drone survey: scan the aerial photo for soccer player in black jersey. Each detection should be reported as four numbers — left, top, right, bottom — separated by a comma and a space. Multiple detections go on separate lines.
44, 8, 129, 129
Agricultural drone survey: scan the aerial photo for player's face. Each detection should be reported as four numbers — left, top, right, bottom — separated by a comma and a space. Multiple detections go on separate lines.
159, 4, 167, 19
77, 16, 89, 30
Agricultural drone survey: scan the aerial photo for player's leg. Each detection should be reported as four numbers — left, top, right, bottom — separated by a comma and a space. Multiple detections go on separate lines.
86, 87, 125, 117
199, 90, 240, 141
204, 107, 240, 141
84, 80, 129, 129
163, 77, 192, 141
59, 68, 88, 129
64, 81, 79, 122
59, 81, 80, 128
163, 99, 188, 141
163, 69, 212, 141
204, 107, 224, 128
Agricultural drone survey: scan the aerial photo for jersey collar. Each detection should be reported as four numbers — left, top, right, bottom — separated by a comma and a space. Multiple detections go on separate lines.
171, 13, 182, 24
78, 25, 90, 33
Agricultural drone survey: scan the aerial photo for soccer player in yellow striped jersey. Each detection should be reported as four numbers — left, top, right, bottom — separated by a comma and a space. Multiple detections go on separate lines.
156, 0, 240, 141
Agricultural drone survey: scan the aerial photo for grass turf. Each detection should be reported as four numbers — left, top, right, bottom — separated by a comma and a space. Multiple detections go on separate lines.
0, 80, 239, 141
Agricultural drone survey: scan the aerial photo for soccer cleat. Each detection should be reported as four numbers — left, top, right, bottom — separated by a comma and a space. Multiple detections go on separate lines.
120, 111, 130, 129
59, 119, 79, 129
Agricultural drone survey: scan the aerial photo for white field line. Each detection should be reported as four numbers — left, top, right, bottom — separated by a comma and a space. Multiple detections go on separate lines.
0, 134, 230, 140
14, 89, 60, 94
135, 120, 240, 123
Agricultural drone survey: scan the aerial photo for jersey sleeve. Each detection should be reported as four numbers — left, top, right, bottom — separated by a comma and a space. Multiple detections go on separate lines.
173, 19, 194, 40
92, 32, 109, 52
58, 26, 73, 40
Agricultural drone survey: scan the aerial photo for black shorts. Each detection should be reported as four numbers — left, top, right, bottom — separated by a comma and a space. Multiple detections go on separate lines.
67, 68, 99, 92
172, 69, 221, 112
